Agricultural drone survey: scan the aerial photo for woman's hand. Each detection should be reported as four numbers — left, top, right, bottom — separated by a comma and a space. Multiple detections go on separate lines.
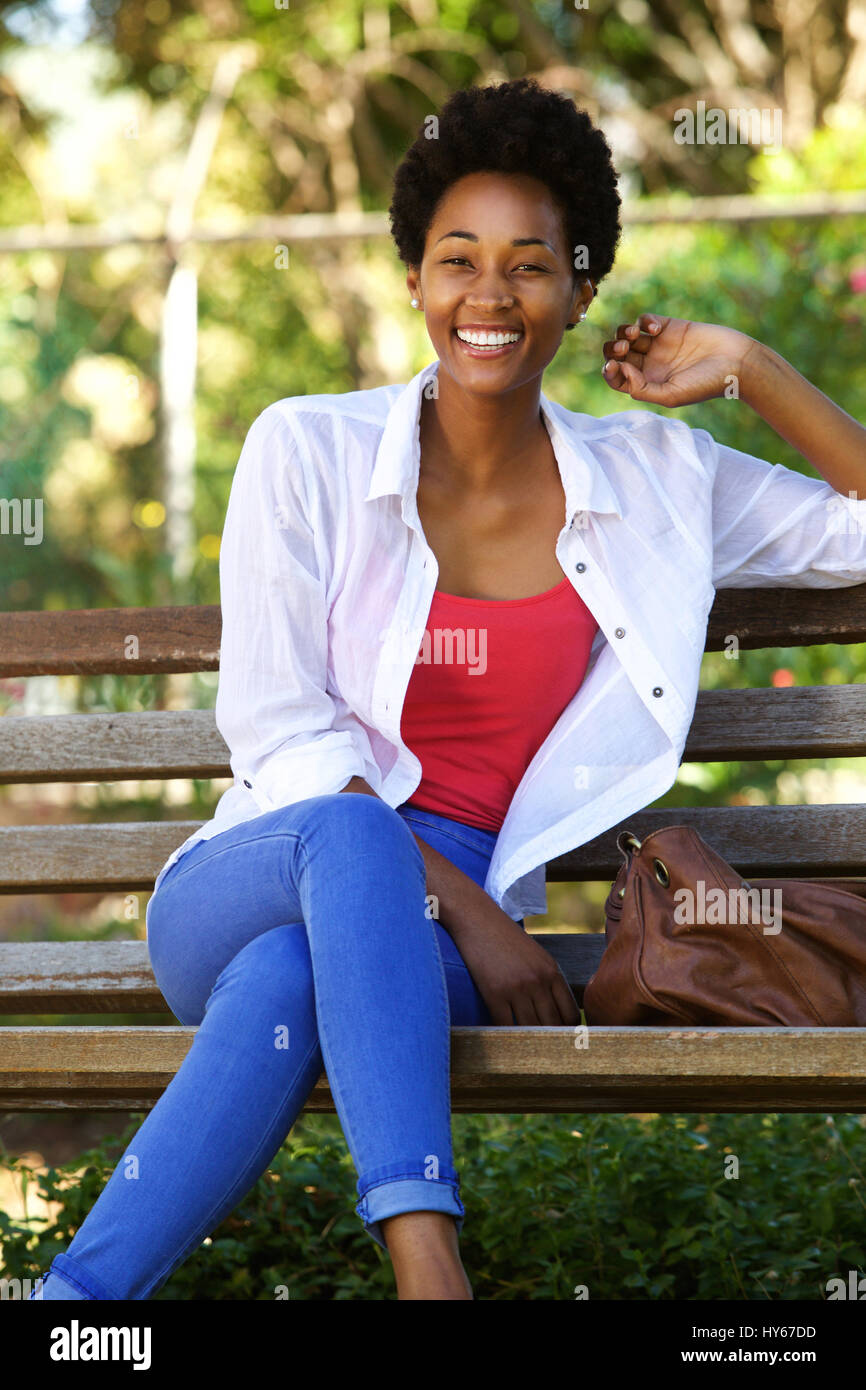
448, 899, 581, 1026
601, 314, 759, 407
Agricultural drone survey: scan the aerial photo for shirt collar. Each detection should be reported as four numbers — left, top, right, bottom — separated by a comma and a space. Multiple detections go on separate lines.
364, 359, 624, 526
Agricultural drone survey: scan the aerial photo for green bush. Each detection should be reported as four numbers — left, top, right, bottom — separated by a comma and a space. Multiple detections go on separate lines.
2, 1110, 864, 1300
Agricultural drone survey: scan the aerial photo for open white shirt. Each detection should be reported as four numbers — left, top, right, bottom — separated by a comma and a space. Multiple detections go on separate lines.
148, 359, 866, 921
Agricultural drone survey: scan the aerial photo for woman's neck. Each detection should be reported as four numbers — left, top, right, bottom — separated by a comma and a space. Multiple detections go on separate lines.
418, 385, 551, 496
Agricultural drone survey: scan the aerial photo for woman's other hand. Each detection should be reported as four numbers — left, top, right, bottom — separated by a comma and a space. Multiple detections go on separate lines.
601, 314, 759, 407
448, 899, 581, 1026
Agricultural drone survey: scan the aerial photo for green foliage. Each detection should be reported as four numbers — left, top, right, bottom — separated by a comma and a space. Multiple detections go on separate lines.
2, 1110, 865, 1300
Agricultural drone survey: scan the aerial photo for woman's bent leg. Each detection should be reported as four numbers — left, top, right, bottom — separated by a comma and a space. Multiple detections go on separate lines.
271, 794, 465, 1250
32, 793, 490, 1297
37, 920, 323, 1300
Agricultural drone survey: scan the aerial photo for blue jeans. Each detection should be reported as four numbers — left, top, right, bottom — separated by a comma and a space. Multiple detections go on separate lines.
30, 793, 523, 1300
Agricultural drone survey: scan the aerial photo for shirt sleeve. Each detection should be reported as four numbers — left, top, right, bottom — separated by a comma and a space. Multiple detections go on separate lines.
691, 426, 866, 589
214, 404, 368, 813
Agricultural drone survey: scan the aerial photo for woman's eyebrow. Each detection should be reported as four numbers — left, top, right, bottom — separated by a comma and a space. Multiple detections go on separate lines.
434, 230, 556, 252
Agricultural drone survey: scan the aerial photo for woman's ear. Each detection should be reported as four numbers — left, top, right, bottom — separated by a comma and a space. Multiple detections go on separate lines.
406, 267, 421, 305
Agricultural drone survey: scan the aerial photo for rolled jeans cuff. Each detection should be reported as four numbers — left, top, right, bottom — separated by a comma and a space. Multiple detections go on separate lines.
355, 1161, 465, 1253
35, 1254, 120, 1301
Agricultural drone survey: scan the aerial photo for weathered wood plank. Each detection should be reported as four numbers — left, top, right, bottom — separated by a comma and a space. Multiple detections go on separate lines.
3, 805, 866, 891
0, 606, 221, 677
705, 582, 866, 649
556, 804, 866, 880
3, 585, 866, 677
4, 685, 866, 782
682, 684, 866, 760
0, 710, 230, 781
0, 821, 203, 892
2, 1025, 866, 1113
0, 936, 605, 1012
0, 941, 169, 1013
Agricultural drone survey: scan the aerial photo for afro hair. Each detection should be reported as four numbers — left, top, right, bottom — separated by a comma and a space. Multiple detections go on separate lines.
388, 77, 622, 290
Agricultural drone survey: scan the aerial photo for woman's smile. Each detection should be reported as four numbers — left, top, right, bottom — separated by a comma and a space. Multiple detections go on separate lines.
452, 327, 525, 358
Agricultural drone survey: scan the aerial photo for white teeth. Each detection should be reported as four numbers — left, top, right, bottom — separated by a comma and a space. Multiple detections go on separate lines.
456, 329, 522, 347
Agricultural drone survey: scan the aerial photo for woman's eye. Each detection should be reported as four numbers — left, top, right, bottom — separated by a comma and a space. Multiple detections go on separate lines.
441, 258, 546, 272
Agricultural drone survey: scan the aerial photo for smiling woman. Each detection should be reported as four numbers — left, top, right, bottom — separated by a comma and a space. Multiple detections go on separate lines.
32, 75, 866, 1309
389, 76, 622, 311
387, 80, 624, 604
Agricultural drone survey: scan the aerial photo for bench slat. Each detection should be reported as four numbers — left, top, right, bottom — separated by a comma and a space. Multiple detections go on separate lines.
2, 1025, 866, 1112
0, 606, 220, 677
0, 941, 169, 1013
684, 683, 866, 760
0, 936, 604, 1012
3, 804, 866, 891
3, 585, 866, 676
4, 684, 866, 781
0, 710, 230, 781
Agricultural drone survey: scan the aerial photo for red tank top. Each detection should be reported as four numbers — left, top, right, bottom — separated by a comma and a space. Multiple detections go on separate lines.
399, 575, 598, 833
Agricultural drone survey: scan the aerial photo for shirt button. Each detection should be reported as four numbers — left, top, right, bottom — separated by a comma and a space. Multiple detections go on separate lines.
614, 627, 625, 638
652, 687, 663, 697
243, 779, 252, 788
575, 562, 586, 573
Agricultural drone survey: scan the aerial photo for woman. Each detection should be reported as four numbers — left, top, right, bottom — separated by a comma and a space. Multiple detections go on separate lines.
33, 78, 866, 1303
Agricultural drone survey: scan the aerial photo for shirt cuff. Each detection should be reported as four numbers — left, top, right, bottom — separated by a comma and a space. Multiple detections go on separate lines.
237, 734, 369, 813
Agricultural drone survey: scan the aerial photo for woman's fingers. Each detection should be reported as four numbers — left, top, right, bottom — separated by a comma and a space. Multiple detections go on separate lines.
603, 312, 663, 375
606, 331, 641, 361
551, 975, 581, 1026
610, 315, 665, 351
603, 356, 641, 392
614, 319, 660, 354
602, 335, 629, 360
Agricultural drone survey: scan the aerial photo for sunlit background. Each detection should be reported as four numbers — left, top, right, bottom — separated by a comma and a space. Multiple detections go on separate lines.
2, 0, 866, 1295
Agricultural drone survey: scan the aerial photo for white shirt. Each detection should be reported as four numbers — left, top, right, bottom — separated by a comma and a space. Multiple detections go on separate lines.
147, 359, 866, 922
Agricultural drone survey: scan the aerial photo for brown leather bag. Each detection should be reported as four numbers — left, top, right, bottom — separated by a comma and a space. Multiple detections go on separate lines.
582, 824, 866, 1026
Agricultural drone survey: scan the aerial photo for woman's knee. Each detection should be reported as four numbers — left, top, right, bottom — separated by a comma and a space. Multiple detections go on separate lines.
288, 791, 423, 864
299, 789, 402, 829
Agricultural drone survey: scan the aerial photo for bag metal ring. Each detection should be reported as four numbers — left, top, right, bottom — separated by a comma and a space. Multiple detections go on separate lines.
653, 857, 670, 887
615, 830, 642, 896
617, 830, 642, 856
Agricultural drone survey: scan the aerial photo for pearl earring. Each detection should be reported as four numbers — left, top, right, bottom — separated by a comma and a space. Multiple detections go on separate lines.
578, 310, 587, 321
410, 298, 419, 308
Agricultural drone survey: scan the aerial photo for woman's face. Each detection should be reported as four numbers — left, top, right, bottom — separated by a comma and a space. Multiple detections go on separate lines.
407, 169, 592, 395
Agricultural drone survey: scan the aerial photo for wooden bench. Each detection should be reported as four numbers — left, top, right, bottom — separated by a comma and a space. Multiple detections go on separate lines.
3, 588, 866, 1116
